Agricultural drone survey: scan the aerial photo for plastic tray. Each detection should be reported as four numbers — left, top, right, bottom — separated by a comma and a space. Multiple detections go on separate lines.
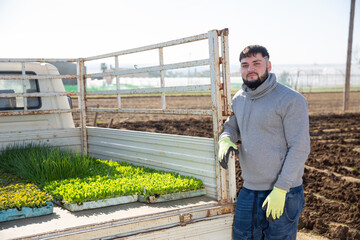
54, 195, 138, 212
138, 189, 206, 203
0, 202, 53, 222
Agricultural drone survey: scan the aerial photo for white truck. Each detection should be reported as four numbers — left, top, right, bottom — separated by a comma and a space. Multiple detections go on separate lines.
0, 29, 237, 240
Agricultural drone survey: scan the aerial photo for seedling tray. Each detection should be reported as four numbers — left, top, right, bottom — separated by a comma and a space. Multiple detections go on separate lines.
0, 202, 53, 222
53, 195, 138, 212
138, 189, 206, 203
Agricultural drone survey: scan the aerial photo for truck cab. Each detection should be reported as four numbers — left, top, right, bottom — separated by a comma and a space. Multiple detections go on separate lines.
0, 62, 74, 132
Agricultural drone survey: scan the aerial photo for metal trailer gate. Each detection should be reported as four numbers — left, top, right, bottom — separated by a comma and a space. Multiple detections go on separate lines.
0, 29, 237, 239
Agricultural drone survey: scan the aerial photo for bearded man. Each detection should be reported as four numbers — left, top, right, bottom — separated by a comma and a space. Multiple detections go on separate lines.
218, 45, 310, 240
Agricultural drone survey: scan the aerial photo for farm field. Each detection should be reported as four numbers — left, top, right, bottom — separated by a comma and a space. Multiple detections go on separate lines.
72, 91, 360, 239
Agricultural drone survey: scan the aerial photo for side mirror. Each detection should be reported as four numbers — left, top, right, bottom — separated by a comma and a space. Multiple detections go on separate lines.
67, 96, 73, 109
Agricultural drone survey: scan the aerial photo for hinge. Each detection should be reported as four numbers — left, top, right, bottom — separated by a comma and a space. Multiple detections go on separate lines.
217, 28, 229, 36
219, 82, 224, 90
222, 110, 233, 117
179, 213, 192, 226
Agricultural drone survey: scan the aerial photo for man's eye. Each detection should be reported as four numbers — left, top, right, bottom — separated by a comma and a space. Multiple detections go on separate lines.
241, 65, 248, 68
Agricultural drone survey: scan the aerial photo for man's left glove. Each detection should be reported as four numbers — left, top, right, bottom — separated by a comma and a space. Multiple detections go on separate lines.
262, 186, 287, 222
218, 137, 239, 169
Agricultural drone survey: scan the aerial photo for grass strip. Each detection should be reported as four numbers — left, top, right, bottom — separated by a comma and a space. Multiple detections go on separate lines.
0, 143, 105, 183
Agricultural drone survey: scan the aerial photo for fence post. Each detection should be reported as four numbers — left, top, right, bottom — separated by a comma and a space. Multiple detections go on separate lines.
220, 28, 237, 204
77, 58, 88, 155
209, 29, 228, 203
344, 0, 356, 111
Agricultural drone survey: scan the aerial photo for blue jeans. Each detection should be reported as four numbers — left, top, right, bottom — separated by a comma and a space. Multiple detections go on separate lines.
233, 185, 305, 240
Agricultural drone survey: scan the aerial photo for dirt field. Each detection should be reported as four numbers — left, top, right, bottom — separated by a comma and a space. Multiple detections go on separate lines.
72, 91, 360, 239
74, 91, 360, 124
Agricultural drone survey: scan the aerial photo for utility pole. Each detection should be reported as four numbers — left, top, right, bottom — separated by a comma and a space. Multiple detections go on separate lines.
344, 0, 356, 111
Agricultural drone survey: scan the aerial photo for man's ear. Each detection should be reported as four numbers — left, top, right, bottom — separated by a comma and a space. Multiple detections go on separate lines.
267, 61, 272, 72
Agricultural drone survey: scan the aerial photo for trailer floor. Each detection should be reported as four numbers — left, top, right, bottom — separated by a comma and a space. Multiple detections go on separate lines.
0, 196, 217, 240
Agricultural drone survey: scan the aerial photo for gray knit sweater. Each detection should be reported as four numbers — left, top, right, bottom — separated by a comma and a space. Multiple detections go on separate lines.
220, 73, 310, 191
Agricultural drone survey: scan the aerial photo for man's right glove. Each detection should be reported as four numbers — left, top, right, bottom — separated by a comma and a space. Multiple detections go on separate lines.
262, 186, 287, 222
218, 137, 239, 169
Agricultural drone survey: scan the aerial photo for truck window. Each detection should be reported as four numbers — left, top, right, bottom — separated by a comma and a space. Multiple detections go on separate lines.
0, 71, 41, 110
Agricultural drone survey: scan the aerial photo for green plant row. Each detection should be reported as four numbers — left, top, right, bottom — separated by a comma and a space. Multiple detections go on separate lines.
0, 143, 105, 183
0, 169, 52, 211
42, 161, 203, 204
0, 144, 204, 206
0, 183, 52, 211
42, 175, 139, 204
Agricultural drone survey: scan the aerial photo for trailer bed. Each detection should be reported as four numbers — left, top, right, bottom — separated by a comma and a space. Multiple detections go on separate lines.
0, 196, 225, 239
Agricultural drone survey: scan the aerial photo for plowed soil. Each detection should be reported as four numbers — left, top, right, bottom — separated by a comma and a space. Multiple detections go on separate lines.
72, 91, 360, 239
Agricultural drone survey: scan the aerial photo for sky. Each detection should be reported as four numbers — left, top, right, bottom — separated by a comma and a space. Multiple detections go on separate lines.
0, 0, 359, 70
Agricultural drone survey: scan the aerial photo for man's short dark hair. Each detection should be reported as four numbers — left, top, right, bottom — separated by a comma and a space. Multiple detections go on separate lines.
239, 45, 270, 62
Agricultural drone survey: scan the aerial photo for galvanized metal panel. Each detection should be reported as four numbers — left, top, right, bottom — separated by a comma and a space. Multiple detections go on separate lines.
0, 128, 82, 152
87, 127, 217, 199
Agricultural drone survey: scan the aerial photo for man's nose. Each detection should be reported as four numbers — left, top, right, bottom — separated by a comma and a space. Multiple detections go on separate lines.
247, 65, 255, 71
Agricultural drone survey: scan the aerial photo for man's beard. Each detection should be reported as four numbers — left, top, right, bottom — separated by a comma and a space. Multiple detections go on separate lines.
242, 70, 269, 89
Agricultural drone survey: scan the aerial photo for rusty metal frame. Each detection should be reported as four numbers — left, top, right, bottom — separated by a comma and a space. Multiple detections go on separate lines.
208, 30, 222, 203
220, 29, 237, 203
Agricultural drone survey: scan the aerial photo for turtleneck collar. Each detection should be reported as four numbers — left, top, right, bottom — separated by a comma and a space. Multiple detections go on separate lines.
242, 73, 278, 100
